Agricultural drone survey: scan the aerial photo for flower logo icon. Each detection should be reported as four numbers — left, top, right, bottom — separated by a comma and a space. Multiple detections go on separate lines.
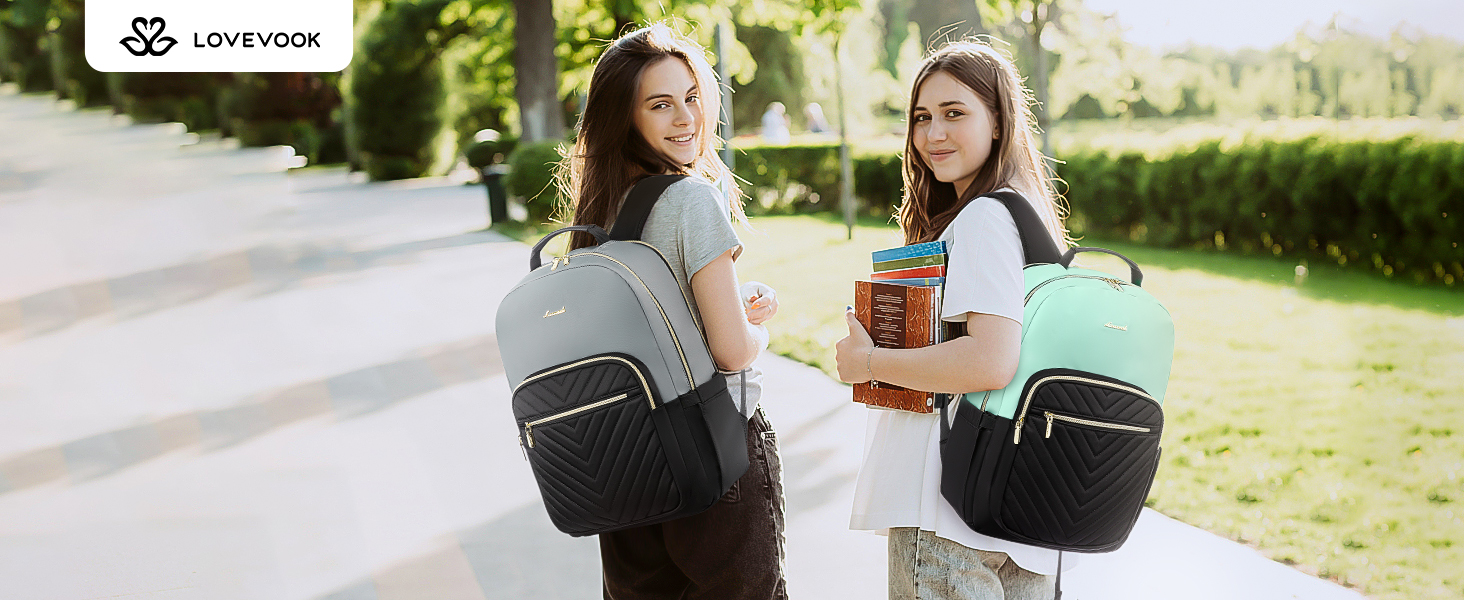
120, 17, 177, 57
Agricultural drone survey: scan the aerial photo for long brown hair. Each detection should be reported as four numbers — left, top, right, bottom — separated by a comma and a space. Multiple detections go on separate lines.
559, 23, 743, 251
896, 40, 1070, 248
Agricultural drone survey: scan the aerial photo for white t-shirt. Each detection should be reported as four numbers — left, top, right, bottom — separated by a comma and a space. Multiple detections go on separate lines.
848, 190, 1074, 575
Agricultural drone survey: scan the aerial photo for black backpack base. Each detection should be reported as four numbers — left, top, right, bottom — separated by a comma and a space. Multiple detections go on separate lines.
939, 369, 1163, 553
514, 352, 748, 537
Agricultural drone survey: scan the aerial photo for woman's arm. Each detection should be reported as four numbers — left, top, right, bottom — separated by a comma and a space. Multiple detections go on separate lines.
692, 249, 765, 372
835, 310, 1020, 394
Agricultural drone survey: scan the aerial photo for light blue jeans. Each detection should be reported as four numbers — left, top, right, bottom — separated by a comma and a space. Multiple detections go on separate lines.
888, 528, 1054, 600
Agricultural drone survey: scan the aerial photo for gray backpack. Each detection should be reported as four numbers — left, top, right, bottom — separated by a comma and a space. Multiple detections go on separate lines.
494, 175, 749, 536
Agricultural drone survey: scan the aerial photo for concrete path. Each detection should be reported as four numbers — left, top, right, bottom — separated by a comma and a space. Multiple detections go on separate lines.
0, 85, 1366, 599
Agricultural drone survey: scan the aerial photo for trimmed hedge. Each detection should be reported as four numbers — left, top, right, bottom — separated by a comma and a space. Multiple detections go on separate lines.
733, 142, 901, 216
732, 136, 1463, 285
1059, 136, 1464, 284
346, 0, 453, 180
505, 140, 563, 222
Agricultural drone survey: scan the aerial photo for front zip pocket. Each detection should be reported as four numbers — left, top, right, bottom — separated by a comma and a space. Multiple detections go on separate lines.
991, 368, 1164, 551
1014, 373, 1156, 444
1043, 411, 1152, 439
524, 392, 630, 448
510, 353, 680, 535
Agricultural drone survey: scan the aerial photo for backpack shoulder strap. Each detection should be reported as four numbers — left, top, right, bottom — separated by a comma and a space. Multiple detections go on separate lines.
983, 190, 1063, 266
609, 174, 690, 241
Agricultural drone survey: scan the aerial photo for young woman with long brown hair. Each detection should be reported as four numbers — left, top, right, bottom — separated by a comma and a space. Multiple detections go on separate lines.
834, 40, 1073, 599
557, 23, 788, 600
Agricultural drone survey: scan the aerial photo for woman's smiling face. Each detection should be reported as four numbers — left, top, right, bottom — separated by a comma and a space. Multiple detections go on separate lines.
633, 57, 702, 168
912, 70, 997, 196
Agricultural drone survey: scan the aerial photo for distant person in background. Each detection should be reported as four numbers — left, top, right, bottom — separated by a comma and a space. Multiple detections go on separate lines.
760, 102, 791, 144
804, 102, 831, 134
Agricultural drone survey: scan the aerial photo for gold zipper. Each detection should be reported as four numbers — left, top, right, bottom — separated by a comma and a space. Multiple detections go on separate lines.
579, 251, 697, 392
625, 240, 706, 336
1044, 411, 1151, 438
1014, 375, 1154, 444
523, 392, 630, 448
1023, 274, 1129, 304
514, 355, 654, 411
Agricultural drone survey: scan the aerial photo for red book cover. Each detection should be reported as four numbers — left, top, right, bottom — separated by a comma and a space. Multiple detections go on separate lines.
871, 265, 946, 280
852, 281, 938, 413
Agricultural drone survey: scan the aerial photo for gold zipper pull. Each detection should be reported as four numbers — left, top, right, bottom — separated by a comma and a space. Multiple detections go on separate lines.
1045, 412, 1054, 438
524, 423, 535, 448
1014, 417, 1025, 444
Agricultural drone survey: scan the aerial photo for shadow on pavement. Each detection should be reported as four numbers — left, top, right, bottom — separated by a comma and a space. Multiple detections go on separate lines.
0, 333, 501, 496
0, 231, 510, 340
309, 503, 601, 600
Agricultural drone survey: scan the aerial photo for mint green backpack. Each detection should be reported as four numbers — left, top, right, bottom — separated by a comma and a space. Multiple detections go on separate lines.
940, 191, 1175, 559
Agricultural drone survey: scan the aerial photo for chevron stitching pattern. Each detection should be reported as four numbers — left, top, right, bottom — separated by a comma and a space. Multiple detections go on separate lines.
999, 378, 1162, 547
513, 356, 680, 535
527, 393, 679, 535
514, 360, 642, 420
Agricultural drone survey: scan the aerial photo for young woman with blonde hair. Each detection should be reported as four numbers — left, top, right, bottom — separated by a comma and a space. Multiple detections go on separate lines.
835, 40, 1072, 599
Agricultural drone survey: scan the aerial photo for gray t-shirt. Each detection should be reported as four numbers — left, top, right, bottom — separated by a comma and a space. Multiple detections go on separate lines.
613, 176, 763, 415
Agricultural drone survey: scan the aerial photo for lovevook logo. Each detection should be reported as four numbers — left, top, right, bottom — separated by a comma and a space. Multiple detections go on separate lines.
118, 16, 322, 58
87, 1, 350, 73
193, 30, 323, 49
120, 17, 177, 56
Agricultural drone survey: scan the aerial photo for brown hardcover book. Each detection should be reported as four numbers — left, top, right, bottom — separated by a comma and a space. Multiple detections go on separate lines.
852, 280, 938, 413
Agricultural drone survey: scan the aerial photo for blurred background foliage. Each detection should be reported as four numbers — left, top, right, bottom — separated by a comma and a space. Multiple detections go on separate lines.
2, 1, 1462, 597
0, 0, 1459, 281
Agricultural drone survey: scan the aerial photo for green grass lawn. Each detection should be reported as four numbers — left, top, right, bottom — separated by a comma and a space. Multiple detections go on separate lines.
496, 213, 1464, 599
731, 214, 1463, 600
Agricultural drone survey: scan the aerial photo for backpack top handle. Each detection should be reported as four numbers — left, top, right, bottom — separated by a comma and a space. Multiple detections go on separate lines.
609, 175, 690, 241
1059, 247, 1143, 286
528, 225, 610, 271
983, 190, 1063, 266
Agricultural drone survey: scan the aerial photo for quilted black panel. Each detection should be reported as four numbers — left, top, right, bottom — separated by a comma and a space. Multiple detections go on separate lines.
1026, 374, 1163, 429
526, 395, 680, 535
514, 356, 647, 421
998, 374, 1162, 550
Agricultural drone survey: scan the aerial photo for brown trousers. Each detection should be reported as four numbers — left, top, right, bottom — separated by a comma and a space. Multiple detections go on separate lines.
600, 408, 788, 600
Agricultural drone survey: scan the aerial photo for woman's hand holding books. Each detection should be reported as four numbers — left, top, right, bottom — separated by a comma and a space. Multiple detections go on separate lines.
836, 307, 875, 384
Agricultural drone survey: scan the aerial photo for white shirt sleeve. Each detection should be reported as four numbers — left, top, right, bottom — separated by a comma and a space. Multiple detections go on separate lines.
938, 196, 1024, 325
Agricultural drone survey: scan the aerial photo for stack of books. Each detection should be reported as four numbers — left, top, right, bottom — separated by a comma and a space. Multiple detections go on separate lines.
853, 241, 948, 414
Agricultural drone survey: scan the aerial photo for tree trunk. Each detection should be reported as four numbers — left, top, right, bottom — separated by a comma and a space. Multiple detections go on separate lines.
909, 0, 984, 47
513, 0, 564, 142
1030, 2, 1052, 159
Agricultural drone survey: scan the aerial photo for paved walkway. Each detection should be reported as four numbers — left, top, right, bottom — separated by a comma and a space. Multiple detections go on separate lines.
0, 85, 1367, 599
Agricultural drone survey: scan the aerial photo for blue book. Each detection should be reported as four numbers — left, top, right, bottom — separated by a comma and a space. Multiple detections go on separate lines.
877, 277, 945, 287
871, 240, 947, 263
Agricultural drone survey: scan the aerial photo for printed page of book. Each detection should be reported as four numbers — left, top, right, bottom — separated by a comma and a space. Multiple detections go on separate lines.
853, 281, 937, 413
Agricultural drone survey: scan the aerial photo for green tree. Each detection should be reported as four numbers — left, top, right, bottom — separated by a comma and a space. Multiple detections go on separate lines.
47, 0, 106, 106
0, 0, 52, 91
346, 0, 473, 180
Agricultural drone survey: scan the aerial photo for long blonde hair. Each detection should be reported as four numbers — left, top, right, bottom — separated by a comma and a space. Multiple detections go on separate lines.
559, 23, 743, 251
896, 40, 1070, 249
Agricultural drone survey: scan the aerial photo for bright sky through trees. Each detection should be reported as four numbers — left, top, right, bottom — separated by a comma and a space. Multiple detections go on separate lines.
1081, 0, 1464, 50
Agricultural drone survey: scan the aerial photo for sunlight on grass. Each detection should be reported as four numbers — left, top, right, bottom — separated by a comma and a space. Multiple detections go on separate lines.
736, 215, 1464, 600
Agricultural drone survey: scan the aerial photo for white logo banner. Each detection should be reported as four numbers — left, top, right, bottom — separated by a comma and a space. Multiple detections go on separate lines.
85, 0, 352, 72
